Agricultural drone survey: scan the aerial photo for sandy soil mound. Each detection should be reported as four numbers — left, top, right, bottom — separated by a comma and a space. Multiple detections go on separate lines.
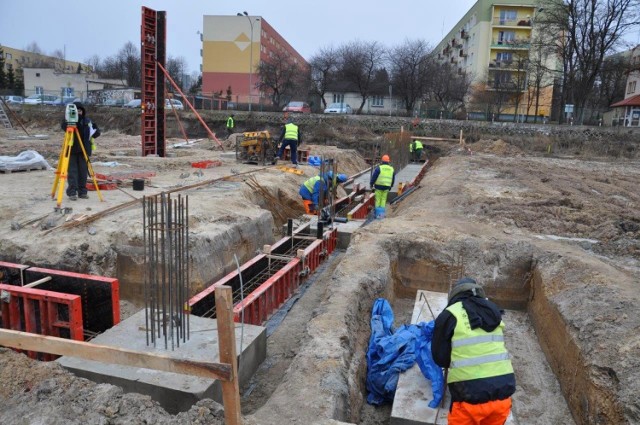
471, 138, 525, 156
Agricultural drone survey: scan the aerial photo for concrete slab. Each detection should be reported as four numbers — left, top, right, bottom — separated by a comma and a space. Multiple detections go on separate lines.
390, 290, 515, 425
58, 309, 266, 414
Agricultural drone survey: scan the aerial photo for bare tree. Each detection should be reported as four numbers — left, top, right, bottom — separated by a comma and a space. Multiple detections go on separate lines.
428, 62, 472, 114
540, 0, 640, 123
388, 39, 434, 114
51, 49, 65, 60
84, 55, 101, 73
257, 49, 306, 109
24, 42, 43, 55
309, 46, 339, 110
585, 53, 630, 122
117, 42, 141, 88
165, 56, 188, 91
337, 40, 386, 114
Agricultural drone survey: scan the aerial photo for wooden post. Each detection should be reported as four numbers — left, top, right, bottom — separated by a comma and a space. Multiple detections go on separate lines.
215, 285, 242, 425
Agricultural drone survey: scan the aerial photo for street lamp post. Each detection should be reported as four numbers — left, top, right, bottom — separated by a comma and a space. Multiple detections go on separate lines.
237, 11, 257, 112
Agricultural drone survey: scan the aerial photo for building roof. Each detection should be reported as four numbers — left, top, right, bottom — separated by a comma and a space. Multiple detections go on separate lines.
611, 94, 640, 107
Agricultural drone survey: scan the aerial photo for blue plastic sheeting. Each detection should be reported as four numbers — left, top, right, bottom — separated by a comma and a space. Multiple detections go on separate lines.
366, 298, 444, 407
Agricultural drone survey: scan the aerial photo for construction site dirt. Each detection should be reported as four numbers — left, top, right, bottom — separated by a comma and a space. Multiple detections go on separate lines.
0, 110, 639, 425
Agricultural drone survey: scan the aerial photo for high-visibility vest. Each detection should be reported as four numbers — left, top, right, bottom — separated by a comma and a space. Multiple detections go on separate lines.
304, 175, 321, 193
415, 140, 423, 150
374, 164, 394, 187
410, 140, 423, 151
445, 301, 514, 383
284, 123, 299, 140
226, 116, 234, 128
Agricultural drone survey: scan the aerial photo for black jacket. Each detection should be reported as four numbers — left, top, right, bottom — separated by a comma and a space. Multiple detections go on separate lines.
60, 103, 100, 156
432, 292, 516, 404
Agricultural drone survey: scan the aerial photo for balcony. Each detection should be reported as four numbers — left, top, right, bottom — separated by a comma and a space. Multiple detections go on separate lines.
491, 38, 531, 49
461, 30, 469, 39
492, 17, 532, 27
459, 49, 467, 58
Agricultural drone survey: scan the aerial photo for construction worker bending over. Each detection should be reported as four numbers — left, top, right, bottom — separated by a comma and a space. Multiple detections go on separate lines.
299, 172, 348, 214
275, 117, 302, 167
432, 277, 516, 425
370, 154, 395, 219
226, 114, 235, 138
60, 102, 100, 201
410, 139, 423, 162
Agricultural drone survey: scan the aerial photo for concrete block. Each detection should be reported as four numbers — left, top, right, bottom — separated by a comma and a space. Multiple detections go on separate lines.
58, 309, 266, 414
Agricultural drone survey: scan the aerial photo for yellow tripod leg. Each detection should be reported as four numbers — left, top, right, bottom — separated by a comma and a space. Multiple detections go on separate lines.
55, 127, 75, 208
75, 128, 104, 202
51, 127, 73, 199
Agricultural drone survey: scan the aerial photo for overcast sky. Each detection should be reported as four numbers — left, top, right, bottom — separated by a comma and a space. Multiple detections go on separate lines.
1, 0, 477, 74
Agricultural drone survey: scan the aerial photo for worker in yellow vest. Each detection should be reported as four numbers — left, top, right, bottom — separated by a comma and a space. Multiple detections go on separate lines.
299, 171, 348, 213
432, 277, 516, 424
275, 117, 302, 167
369, 154, 395, 219
226, 114, 235, 138
410, 139, 423, 162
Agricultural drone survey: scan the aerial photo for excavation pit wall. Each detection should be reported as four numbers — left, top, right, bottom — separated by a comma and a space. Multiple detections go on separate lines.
248, 230, 638, 425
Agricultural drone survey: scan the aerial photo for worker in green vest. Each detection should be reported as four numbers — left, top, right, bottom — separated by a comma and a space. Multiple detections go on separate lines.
369, 154, 395, 219
410, 139, 423, 162
299, 171, 348, 213
226, 114, 235, 138
432, 277, 516, 424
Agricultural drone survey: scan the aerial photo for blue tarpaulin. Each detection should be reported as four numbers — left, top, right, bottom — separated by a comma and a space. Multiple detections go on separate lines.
366, 298, 444, 407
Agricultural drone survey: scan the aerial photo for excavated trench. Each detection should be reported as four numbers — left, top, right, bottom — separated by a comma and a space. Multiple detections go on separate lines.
333, 235, 625, 425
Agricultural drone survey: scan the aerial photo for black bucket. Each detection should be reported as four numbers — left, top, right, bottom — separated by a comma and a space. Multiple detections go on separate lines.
132, 179, 145, 191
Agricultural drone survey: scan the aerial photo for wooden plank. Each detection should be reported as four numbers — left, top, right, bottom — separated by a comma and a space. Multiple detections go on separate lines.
215, 285, 242, 425
0, 328, 231, 381
410, 136, 459, 142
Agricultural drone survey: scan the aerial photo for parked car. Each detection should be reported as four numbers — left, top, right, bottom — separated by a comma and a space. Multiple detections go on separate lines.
49, 96, 80, 106
124, 99, 142, 108
283, 101, 311, 114
103, 99, 126, 107
165, 99, 184, 110
24, 94, 58, 105
324, 103, 352, 114
2, 95, 23, 104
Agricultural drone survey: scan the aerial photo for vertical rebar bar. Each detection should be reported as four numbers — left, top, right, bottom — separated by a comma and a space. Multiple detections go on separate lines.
143, 192, 190, 350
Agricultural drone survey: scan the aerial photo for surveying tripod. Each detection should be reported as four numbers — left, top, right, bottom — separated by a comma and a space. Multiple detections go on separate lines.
51, 104, 103, 208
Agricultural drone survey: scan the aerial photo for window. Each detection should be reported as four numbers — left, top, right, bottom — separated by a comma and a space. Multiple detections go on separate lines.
627, 81, 637, 95
36, 72, 40, 77
496, 52, 513, 63
333, 94, 344, 103
499, 10, 517, 24
35, 86, 43, 94
498, 31, 515, 44
62, 87, 74, 97
371, 96, 384, 107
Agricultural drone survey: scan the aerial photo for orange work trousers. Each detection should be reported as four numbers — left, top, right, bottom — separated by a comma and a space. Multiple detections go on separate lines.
448, 398, 511, 425
302, 200, 315, 214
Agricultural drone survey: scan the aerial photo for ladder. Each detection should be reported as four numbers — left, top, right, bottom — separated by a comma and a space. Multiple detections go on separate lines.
0, 101, 13, 129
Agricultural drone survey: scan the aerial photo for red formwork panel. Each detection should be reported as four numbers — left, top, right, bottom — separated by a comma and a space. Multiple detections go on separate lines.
301, 239, 323, 275
404, 159, 430, 191
349, 193, 375, 219
0, 283, 83, 360
188, 254, 266, 314
233, 258, 301, 325
323, 227, 338, 255
24, 268, 120, 333
0, 260, 29, 286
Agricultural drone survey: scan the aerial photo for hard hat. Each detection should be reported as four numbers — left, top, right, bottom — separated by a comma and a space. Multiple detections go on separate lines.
381, 154, 390, 162
337, 173, 348, 183
448, 277, 486, 302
